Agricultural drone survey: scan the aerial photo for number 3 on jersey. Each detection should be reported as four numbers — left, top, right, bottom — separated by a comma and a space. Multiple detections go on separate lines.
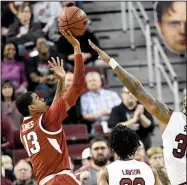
23, 131, 40, 157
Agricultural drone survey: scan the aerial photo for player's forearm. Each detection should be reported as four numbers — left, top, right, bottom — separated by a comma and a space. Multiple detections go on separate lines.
63, 54, 85, 107
52, 79, 66, 103
139, 114, 151, 128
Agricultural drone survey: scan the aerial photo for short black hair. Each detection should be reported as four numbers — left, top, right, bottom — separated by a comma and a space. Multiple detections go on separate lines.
108, 125, 140, 160
18, 2, 31, 13
1, 80, 16, 101
90, 136, 108, 149
156, 2, 175, 22
15, 92, 33, 117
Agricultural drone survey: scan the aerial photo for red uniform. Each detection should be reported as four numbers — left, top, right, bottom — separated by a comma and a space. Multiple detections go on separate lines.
20, 54, 84, 185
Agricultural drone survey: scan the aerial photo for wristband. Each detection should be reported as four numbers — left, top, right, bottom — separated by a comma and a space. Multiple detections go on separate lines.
109, 58, 119, 69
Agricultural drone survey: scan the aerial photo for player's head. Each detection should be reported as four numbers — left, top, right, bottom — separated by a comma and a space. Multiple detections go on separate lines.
155, 1, 186, 52
183, 96, 187, 114
86, 72, 102, 92
108, 125, 140, 160
121, 87, 137, 109
147, 146, 164, 168
14, 160, 32, 181
90, 136, 110, 167
15, 92, 48, 117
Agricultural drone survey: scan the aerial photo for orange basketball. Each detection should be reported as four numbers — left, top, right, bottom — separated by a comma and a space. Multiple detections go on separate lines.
58, 6, 88, 37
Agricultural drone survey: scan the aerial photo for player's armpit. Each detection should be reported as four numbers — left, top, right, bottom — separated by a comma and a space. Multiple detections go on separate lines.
114, 66, 173, 124
97, 168, 109, 185
152, 169, 163, 185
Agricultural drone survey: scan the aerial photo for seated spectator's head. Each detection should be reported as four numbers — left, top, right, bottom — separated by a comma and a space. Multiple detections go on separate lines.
14, 160, 32, 182
1, 155, 13, 170
36, 37, 46, 48
147, 146, 164, 168
155, 2, 186, 52
15, 91, 48, 117
17, 2, 31, 25
3, 43, 16, 60
86, 72, 102, 92
121, 87, 137, 110
2, 81, 15, 102
133, 140, 146, 162
37, 42, 49, 60
90, 136, 110, 167
81, 148, 91, 168
109, 125, 140, 160
65, 72, 74, 91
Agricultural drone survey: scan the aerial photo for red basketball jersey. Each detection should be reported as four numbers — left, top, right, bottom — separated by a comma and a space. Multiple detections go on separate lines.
20, 113, 70, 184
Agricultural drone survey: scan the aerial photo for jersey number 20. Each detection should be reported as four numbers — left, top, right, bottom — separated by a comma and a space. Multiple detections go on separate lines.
23, 131, 40, 157
173, 133, 187, 159
120, 178, 145, 185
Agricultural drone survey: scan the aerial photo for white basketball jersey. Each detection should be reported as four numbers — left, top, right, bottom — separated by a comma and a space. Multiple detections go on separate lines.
162, 112, 187, 185
107, 159, 155, 185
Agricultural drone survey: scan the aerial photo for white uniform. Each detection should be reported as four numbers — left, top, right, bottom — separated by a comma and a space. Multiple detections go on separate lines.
107, 159, 155, 185
162, 112, 187, 185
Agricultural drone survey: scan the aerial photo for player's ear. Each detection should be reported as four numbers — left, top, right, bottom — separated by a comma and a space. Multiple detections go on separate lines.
28, 105, 36, 112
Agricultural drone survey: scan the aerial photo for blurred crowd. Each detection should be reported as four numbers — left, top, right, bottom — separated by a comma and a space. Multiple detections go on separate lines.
1, 1, 182, 185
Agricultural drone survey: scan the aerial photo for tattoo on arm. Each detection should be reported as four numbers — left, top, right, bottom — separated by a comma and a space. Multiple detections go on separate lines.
113, 65, 172, 124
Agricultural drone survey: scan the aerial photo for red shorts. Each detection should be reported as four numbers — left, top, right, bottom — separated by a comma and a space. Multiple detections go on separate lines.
45, 174, 81, 185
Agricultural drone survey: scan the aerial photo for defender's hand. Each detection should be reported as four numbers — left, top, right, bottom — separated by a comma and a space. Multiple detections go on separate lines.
88, 39, 111, 63
60, 30, 80, 48
48, 57, 65, 80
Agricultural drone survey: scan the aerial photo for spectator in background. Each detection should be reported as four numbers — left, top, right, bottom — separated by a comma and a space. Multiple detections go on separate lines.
26, 40, 64, 91
13, 160, 36, 185
57, 29, 99, 67
1, 81, 23, 131
75, 148, 91, 175
147, 146, 164, 169
7, 2, 43, 54
133, 140, 146, 162
81, 72, 121, 133
2, 43, 28, 93
1, 166, 14, 185
147, 147, 170, 185
108, 86, 155, 150
80, 136, 110, 185
155, 1, 186, 53
32, 2, 63, 34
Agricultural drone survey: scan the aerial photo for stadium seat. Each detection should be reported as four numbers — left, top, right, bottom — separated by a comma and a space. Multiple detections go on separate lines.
93, 124, 110, 137
63, 124, 89, 143
68, 144, 89, 160
13, 149, 28, 165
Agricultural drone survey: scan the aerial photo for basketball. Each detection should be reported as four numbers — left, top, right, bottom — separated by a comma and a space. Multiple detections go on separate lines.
58, 6, 88, 37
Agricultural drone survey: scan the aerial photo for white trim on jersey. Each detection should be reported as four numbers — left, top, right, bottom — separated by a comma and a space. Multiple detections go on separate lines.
39, 170, 81, 185
24, 116, 32, 120
38, 115, 62, 135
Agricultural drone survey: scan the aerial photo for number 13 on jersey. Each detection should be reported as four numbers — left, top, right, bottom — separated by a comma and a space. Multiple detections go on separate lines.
23, 131, 41, 157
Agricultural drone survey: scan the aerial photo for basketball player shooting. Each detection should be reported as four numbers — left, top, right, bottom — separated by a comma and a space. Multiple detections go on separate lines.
15, 31, 84, 185
97, 125, 163, 185
88, 40, 186, 185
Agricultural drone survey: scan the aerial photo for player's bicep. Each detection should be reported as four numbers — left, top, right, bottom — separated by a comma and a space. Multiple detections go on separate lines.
97, 168, 109, 185
136, 84, 173, 124
43, 98, 68, 124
